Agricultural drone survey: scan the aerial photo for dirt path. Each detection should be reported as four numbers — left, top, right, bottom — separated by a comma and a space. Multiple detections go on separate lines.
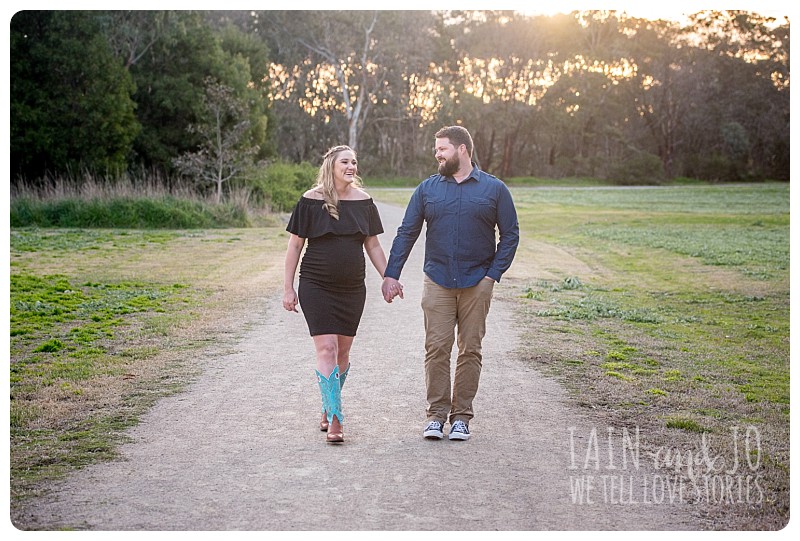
19, 202, 699, 530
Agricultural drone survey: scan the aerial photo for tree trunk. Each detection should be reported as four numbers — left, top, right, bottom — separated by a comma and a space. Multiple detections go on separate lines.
501, 133, 514, 178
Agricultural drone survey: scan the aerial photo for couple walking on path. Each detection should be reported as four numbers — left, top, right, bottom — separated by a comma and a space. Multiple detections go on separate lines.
21, 140, 701, 530
282, 125, 520, 444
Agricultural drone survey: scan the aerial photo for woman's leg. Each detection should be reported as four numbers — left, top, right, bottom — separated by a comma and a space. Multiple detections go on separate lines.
313, 334, 339, 375
313, 334, 354, 441
328, 335, 355, 436
336, 335, 354, 375
313, 335, 338, 431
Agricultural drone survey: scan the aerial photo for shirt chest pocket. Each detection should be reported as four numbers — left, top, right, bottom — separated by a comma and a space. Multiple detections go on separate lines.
467, 196, 494, 221
424, 197, 446, 220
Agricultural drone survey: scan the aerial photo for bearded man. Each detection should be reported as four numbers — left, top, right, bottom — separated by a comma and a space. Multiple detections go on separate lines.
381, 125, 520, 441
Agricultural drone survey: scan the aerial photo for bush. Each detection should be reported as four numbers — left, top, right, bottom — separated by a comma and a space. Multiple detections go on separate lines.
606, 152, 665, 185
683, 153, 746, 182
240, 161, 318, 212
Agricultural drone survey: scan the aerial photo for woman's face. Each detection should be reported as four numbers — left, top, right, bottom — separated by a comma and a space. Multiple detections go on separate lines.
332, 150, 358, 185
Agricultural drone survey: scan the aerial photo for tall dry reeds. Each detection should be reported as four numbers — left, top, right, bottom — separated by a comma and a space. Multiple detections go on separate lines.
11, 170, 201, 202
9, 170, 267, 228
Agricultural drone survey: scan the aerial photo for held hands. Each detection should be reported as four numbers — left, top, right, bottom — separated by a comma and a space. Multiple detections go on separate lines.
381, 277, 404, 303
283, 289, 299, 312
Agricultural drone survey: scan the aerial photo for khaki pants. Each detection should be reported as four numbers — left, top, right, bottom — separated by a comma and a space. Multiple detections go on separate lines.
421, 274, 494, 425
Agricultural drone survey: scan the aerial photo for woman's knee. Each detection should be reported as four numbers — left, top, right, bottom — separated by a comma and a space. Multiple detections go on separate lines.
314, 336, 338, 358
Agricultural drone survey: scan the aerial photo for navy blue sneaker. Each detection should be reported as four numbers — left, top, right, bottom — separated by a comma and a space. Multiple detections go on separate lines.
449, 420, 470, 441
423, 420, 444, 439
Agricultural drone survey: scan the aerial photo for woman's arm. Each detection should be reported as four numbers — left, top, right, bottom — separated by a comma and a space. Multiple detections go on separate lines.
363, 235, 388, 278
283, 234, 305, 312
365, 235, 403, 302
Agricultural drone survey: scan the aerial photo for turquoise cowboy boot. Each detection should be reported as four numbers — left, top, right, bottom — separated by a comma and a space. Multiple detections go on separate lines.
316, 365, 345, 443
319, 364, 349, 432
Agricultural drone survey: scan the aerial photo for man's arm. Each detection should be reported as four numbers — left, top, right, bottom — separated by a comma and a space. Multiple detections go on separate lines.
383, 186, 425, 280
381, 185, 425, 302
486, 184, 519, 282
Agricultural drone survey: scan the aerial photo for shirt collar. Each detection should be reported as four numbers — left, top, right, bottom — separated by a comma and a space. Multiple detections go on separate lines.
467, 162, 481, 182
438, 162, 482, 183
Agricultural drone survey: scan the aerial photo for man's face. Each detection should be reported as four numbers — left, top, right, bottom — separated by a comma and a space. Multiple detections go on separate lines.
434, 137, 460, 177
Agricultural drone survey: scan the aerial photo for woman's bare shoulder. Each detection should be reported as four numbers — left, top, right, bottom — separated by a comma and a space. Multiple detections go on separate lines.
303, 188, 324, 200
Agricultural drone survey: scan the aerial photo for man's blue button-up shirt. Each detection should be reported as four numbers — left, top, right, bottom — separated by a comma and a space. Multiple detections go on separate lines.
384, 165, 519, 289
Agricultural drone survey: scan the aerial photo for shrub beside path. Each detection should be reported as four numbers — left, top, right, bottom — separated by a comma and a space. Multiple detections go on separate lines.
19, 202, 698, 530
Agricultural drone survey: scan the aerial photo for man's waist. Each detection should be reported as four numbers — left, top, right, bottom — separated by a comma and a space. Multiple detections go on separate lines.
423, 263, 489, 289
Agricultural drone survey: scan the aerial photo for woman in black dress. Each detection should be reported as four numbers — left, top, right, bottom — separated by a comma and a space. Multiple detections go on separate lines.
283, 145, 392, 443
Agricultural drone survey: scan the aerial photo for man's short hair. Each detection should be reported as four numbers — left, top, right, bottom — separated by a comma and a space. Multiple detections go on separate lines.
435, 126, 473, 158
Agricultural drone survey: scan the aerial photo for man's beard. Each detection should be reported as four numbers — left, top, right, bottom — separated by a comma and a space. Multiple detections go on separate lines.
437, 154, 460, 177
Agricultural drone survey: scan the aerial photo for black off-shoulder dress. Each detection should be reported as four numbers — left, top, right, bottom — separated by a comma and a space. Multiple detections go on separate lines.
286, 197, 384, 337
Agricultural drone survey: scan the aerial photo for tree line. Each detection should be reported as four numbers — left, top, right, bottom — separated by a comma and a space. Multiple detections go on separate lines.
10, 10, 789, 196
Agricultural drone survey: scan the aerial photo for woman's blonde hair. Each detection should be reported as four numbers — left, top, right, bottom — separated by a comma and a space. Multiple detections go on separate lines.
315, 145, 362, 220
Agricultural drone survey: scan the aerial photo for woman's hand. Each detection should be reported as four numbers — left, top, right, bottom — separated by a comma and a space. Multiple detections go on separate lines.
283, 289, 299, 312
381, 277, 404, 303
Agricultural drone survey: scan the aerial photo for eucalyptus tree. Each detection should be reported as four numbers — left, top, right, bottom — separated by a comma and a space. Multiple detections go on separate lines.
680, 11, 790, 179
437, 10, 554, 177
359, 11, 444, 175
96, 10, 170, 69
260, 10, 438, 162
262, 10, 382, 152
214, 21, 276, 162
617, 16, 691, 178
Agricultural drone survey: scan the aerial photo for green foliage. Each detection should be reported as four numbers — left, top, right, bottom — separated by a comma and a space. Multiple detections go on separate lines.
34, 339, 65, 353
536, 294, 663, 323
8, 228, 275, 502
130, 12, 273, 174
606, 151, 665, 185
10, 228, 179, 253
10, 197, 249, 229
216, 23, 275, 161
9, 268, 194, 487
512, 183, 789, 215
721, 121, 751, 166
684, 153, 740, 182
10, 11, 140, 179
665, 418, 706, 433
241, 161, 318, 212
10, 274, 188, 379
583, 222, 788, 276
